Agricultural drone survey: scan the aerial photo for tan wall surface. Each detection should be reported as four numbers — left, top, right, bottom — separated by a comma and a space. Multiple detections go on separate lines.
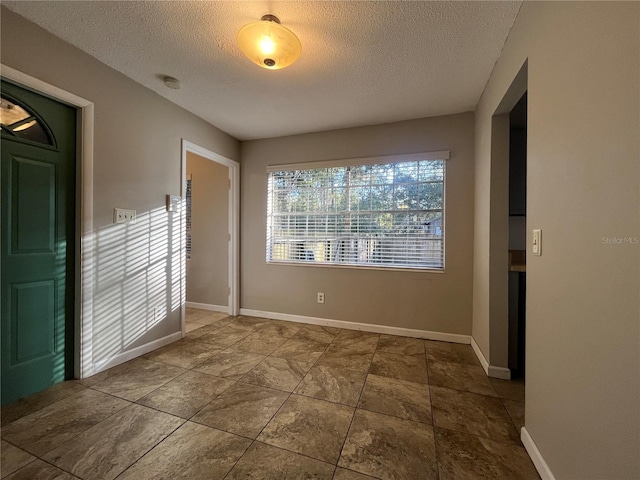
186, 152, 229, 307
1, 8, 239, 371
473, 2, 639, 478
241, 113, 474, 334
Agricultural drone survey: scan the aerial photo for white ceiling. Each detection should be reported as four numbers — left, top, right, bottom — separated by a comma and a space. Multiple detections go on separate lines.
4, 1, 522, 140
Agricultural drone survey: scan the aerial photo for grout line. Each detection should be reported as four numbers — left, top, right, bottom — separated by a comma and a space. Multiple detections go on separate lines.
334, 334, 380, 471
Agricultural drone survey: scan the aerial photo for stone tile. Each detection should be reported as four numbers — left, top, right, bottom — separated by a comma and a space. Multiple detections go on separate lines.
376, 335, 425, 357
136, 371, 234, 418
316, 350, 374, 372
369, 351, 428, 384
116, 421, 250, 480
330, 332, 379, 354
503, 399, 525, 431
295, 364, 367, 407
358, 374, 431, 423
193, 350, 266, 380
230, 315, 269, 330
192, 383, 288, 439
4, 459, 79, 480
271, 338, 328, 364
430, 386, 520, 445
425, 340, 480, 366
1, 381, 86, 426
339, 409, 437, 480
258, 395, 354, 464
43, 404, 184, 480
436, 428, 540, 480
241, 356, 310, 392
491, 378, 525, 402
186, 309, 230, 325
257, 320, 302, 338
333, 468, 378, 479
333, 330, 379, 347
77, 357, 150, 388
185, 322, 205, 333
143, 341, 223, 369
428, 359, 498, 396
197, 325, 251, 348
1, 441, 35, 478
293, 325, 341, 344
233, 331, 289, 355
92, 360, 186, 401
184, 323, 221, 339
1, 389, 129, 456
226, 441, 335, 479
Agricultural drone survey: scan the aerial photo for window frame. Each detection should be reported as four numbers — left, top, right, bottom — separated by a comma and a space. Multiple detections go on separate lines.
265, 151, 449, 273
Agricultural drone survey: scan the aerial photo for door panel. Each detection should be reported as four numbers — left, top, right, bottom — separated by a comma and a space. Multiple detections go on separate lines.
12, 156, 57, 253
1, 80, 76, 405
10, 280, 57, 362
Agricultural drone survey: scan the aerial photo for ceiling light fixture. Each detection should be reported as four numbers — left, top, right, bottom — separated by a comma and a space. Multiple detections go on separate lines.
163, 76, 181, 90
237, 14, 301, 70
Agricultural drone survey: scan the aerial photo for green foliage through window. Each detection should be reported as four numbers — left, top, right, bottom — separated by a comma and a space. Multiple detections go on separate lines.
267, 157, 445, 270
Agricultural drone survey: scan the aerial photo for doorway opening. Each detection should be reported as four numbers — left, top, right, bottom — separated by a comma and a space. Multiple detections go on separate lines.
180, 140, 239, 335
508, 92, 527, 379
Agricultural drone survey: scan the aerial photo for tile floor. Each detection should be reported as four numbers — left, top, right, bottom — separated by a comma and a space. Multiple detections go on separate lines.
1, 308, 539, 480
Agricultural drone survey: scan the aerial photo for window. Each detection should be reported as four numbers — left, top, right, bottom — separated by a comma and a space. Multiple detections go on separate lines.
266, 152, 447, 270
0, 96, 52, 145
185, 175, 192, 260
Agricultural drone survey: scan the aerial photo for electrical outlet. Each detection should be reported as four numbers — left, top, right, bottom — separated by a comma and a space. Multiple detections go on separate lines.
114, 208, 136, 224
317, 292, 325, 304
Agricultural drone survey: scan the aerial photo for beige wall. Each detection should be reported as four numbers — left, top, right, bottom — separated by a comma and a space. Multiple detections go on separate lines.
473, 2, 639, 478
1, 8, 239, 372
186, 152, 229, 307
241, 113, 474, 334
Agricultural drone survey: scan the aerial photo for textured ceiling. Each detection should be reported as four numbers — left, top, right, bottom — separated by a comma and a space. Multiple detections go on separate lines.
3, 1, 521, 140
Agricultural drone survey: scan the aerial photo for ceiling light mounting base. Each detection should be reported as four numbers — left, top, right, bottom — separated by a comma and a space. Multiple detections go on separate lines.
261, 14, 281, 24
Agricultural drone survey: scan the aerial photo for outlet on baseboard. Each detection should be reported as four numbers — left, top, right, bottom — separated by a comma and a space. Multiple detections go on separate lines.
317, 292, 325, 304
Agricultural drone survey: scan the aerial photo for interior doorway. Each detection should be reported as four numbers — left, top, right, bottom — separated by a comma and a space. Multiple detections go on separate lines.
508, 93, 527, 379
180, 140, 239, 335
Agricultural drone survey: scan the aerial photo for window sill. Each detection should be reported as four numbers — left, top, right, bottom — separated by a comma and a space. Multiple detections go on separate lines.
266, 260, 445, 274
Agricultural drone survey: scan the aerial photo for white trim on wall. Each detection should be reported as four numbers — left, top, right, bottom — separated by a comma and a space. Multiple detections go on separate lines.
239, 308, 471, 344
471, 336, 490, 373
185, 301, 228, 313
93, 332, 182, 373
181, 140, 240, 335
1, 64, 96, 379
521, 427, 557, 480
470, 336, 511, 379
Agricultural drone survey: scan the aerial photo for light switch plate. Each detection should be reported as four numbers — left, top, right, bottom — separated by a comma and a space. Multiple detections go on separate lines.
114, 208, 136, 224
166, 194, 180, 213
532, 229, 542, 256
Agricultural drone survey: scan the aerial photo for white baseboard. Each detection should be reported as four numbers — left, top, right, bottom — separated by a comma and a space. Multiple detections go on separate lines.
186, 301, 229, 314
488, 365, 511, 380
471, 336, 490, 374
521, 427, 556, 480
89, 331, 182, 376
470, 337, 511, 379
239, 308, 470, 344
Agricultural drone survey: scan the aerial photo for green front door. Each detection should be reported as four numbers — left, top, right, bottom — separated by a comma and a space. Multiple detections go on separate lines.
1, 80, 76, 405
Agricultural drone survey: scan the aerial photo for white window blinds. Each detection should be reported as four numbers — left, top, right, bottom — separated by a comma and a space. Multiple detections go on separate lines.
266, 152, 448, 270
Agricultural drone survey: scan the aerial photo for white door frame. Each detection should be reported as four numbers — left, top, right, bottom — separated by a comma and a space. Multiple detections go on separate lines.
1, 64, 95, 379
180, 140, 239, 333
